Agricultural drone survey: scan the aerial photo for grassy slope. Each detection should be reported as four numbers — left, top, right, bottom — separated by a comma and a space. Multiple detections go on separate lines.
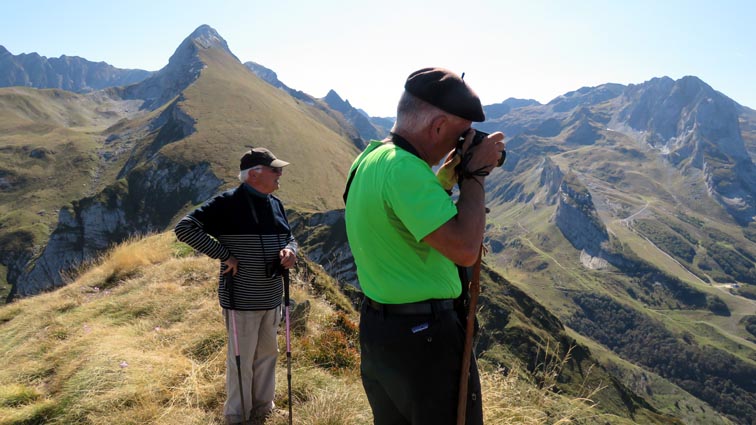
0, 232, 620, 424
162, 47, 361, 212
566, 328, 734, 425
0, 87, 145, 294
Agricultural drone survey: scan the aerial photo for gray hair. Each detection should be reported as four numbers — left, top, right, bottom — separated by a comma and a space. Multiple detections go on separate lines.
238, 166, 263, 183
392, 91, 466, 134
392, 92, 438, 132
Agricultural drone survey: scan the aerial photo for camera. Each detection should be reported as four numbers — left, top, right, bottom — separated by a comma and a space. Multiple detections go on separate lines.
265, 259, 284, 279
456, 129, 506, 167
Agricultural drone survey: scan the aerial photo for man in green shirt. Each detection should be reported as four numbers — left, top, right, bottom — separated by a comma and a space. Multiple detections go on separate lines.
345, 68, 505, 424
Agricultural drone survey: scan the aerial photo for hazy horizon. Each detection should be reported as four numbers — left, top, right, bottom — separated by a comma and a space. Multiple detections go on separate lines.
2, 0, 754, 117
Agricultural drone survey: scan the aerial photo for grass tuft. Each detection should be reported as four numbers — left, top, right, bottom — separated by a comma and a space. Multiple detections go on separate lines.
0, 384, 41, 408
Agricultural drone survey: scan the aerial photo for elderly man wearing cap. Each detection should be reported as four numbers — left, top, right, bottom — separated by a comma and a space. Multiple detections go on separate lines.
344, 68, 505, 424
175, 147, 298, 424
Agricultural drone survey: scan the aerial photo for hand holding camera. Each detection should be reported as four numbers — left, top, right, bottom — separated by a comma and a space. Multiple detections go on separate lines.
454, 129, 506, 181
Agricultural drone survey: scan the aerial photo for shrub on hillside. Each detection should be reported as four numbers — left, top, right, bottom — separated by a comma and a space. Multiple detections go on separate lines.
740, 315, 756, 342
297, 312, 359, 374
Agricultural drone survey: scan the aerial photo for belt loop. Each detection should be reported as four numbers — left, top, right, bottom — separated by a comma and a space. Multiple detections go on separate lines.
431, 299, 440, 319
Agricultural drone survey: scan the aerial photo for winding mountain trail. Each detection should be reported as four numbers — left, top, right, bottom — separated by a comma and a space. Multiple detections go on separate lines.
620, 201, 650, 225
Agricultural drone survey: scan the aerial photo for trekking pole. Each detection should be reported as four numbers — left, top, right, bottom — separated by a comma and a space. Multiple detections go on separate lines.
456, 246, 483, 425
283, 269, 293, 425
227, 273, 248, 425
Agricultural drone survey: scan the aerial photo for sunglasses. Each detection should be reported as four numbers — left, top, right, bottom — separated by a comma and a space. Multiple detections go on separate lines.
251, 166, 283, 174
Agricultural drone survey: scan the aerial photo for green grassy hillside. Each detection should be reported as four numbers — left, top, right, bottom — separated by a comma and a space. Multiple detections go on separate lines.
0, 232, 629, 424
484, 115, 756, 423
0, 87, 147, 295
161, 47, 360, 212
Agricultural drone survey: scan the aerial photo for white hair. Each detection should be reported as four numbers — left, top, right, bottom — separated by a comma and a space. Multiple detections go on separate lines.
238, 166, 263, 183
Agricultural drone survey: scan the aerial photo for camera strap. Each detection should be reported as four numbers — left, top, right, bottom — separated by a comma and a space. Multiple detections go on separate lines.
242, 191, 283, 270
391, 134, 476, 311
389, 133, 422, 159
243, 190, 261, 226
343, 134, 422, 205
342, 139, 387, 204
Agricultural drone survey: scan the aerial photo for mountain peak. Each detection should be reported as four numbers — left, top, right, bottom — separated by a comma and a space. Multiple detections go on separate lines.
324, 89, 344, 103
166, 24, 237, 68
124, 25, 238, 109
323, 90, 354, 112
186, 24, 232, 52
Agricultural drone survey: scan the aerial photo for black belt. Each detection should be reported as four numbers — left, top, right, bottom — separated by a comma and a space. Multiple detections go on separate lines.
365, 298, 455, 315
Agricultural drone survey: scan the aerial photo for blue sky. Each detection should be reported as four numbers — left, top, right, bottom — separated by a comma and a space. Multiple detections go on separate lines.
1, 0, 754, 117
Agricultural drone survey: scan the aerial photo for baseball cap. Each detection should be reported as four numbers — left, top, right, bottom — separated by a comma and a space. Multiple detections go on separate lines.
240, 147, 290, 170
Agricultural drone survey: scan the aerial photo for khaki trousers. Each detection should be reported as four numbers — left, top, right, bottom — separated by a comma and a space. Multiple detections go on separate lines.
223, 307, 281, 423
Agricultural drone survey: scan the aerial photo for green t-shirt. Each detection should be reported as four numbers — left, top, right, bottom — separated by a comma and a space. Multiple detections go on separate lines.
345, 140, 461, 304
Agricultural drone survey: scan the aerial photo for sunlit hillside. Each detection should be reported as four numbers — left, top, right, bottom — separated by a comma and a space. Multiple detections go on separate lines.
0, 25, 364, 300
1, 233, 623, 424
160, 45, 362, 212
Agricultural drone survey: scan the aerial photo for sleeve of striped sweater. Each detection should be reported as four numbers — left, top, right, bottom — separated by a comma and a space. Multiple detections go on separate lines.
285, 231, 298, 255
279, 202, 298, 255
174, 215, 231, 261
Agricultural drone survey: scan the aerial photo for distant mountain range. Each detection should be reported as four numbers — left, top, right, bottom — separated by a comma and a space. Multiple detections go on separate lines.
0, 45, 152, 92
0, 24, 754, 424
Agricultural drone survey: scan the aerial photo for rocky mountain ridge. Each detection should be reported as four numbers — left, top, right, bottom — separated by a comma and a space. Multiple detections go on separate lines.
0, 45, 151, 92
484, 76, 755, 226
245, 61, 389, 145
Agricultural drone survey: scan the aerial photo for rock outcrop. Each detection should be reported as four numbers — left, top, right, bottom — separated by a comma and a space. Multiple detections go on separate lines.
12, 156, 222, 296
554, 172, 608, 256
537, 156, 564, 205
287, 209, 357, 288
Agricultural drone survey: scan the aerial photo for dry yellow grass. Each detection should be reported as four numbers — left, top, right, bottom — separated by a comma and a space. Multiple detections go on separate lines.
0, 232, 609, 424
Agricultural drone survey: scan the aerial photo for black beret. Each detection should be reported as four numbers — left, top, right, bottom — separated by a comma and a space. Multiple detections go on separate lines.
240, 147, 290, 170
404, 67, 485, 122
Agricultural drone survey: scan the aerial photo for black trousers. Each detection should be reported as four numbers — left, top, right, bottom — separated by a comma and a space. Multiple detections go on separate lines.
359, 301, 483, 425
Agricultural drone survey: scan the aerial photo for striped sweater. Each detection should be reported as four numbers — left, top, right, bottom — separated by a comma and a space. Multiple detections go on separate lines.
174, 184, 298, 310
